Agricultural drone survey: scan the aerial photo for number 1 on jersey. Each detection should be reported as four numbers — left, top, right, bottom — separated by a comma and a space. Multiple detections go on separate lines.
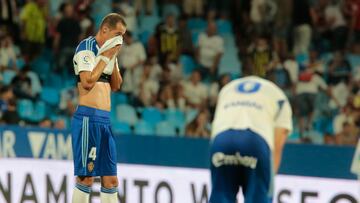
89, 147, 97, 161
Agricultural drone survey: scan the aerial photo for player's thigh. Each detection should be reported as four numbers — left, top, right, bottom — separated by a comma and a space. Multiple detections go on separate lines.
210, 164, 240, 203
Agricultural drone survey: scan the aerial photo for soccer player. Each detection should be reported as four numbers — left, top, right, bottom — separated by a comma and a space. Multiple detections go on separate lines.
210, 67, 293, 203
71, 13, 126, 203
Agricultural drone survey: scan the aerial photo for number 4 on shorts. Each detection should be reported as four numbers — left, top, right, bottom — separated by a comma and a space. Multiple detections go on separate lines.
89, 147, 97, 161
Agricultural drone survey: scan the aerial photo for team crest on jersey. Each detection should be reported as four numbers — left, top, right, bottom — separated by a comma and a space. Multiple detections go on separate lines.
88, 161, 94, 172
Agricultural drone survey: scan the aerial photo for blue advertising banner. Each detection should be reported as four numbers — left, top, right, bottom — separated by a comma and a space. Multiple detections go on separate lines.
0, 126, 356, 180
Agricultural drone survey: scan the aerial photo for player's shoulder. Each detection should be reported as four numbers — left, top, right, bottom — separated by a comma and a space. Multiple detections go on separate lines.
220, 76, 285, 96
75, 36, 97, 54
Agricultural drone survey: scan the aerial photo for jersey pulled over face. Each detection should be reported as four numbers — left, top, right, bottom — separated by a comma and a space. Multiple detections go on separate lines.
212, 76, 293, 150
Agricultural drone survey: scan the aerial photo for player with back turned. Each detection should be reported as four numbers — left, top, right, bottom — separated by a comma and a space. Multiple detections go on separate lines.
71, 13, 126, 203
210, 65, 293, 203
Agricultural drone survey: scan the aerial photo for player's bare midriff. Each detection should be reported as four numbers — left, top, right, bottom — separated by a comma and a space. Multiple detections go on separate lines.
78, 82, 111, 111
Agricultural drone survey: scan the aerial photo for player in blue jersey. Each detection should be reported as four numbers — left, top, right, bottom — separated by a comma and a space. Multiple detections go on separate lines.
210, 66, 293, 203
71, 13, 126, 203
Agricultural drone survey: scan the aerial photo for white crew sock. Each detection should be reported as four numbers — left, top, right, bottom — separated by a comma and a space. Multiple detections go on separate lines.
72, 183, 91, 203
100, 186, 118, 203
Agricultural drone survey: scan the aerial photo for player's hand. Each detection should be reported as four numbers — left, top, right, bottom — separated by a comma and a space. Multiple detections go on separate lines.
101, 45, 121, 59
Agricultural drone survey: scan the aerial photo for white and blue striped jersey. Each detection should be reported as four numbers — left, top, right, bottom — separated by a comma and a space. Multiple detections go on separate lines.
212, 76, 293, 150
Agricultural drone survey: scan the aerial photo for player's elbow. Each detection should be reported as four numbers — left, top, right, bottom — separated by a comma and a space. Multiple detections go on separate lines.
111, 78, 122, 92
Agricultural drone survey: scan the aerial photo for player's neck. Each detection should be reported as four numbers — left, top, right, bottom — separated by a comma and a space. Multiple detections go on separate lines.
95, 34, 105, 47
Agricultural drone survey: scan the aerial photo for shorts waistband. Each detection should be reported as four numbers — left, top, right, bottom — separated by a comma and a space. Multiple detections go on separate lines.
74, 106, 110, 118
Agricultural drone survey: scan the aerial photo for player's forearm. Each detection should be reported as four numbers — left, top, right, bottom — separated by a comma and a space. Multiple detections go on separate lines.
110, 67, 122, 91
80, 60, 108, 90
273, 150, 283, 173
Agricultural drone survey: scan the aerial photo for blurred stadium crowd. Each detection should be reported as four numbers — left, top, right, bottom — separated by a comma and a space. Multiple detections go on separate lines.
0, 0, 360, 145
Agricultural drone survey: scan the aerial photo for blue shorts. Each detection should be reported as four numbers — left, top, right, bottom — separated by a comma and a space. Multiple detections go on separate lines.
210, 129, 273, 203
71, 106, 117, 176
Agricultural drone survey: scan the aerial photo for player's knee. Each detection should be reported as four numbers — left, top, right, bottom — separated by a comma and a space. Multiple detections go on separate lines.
77, 176, 94, 186
102, 176, 118, 188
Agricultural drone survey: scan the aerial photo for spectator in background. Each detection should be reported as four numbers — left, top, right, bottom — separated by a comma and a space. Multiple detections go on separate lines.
197, 21, 224, 79
333, 104, 356, 135
148, 56, 163, 81
54, 118, 66, 129
182, 70, 208, 109
247, 35, 275, 77
336, 122, 359, 146
266, 57, 292, 94
54, 3, 81, 74
307, 49, 326, 74
185, 110, 210, 138
178, 16, 194, 55
345, 0, 360, 50
296, 67, 333, 136
183, 0, 203, 17
209, 74, 231, 111
292, 0, 313, 55
0, 86, 14, 115
11, 66, 35, 100
136, 62, 159, 107
156, 14, 180, 65
328, 51, 352, 85
59, 87, 78, 116
77, 6, 94, 39
284, 54, 300, 87
273, 0, 292, 57
324, 0, 348, 51
250, 0, 277, 34
116, 0, 137, 32
20, 0, 47, 61
119, 31, 147, 95
134, 0, 154, 15
163, 52, 183, 82
158, 84, 175, 109
0, 0, 19, 43
2, 98, 20, 125
0, 34, 17, 69
39, 117, 52, 128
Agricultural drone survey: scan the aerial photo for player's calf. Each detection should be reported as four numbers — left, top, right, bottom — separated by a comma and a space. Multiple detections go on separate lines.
101, 176, 119, 203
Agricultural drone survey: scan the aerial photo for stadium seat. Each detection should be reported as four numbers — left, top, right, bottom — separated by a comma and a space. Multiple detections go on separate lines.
40, 87, 60, 106
134, 120, 155, 135
185, 108, 198, 124
112, 93, 128, 105
116, 104, 138, 125
180, 55, 196, 76
217, 19, 233, 35
191, 31, 200, 46
347, 54, 360, 70
2, 70, 16, 85
139, 15, 160, 33
44, 73, 63, 89
164, 108, 185, 129
17, 99, 33, 119
139, 30, 152, 47
156, 121, 176, 136
29, 101, 47, 122
141, 107, 163, 127
112, 121, 132, 135
218, 51, 241, 75
16, 58, 25, 69
187, 18, 206, 31
30, 58, 51, 79
162, 4, 180, 18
